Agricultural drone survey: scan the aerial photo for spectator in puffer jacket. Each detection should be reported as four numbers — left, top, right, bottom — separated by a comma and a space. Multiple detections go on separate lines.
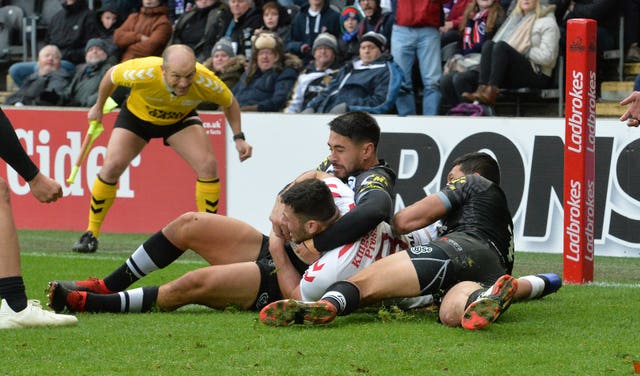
303, 31, 403, 114
114, 0, 172, 61
232, 31, 303, 112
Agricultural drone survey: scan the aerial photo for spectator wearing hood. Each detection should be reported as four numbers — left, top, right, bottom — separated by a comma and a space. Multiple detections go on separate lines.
255, 1, 292, 44
95, 5, 122, 62
114, 0, 172, 61
303, 31, 403, 114
233, 31, 302, 112
171, 0, 232, 62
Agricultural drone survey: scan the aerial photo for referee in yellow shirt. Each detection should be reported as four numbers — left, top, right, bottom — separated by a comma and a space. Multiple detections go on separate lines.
73, 44, 252, 253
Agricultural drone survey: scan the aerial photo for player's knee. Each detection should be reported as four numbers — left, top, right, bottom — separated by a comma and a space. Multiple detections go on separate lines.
166, 211, 201, 238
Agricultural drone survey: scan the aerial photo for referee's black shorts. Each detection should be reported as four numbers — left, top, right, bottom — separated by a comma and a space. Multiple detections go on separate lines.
115, 102, 201, 144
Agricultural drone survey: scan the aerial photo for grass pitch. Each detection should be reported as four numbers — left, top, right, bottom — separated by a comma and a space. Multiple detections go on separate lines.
1, 230, 639, 375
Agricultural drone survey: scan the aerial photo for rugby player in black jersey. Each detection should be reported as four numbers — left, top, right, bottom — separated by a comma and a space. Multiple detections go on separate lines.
261, 152, 560, 329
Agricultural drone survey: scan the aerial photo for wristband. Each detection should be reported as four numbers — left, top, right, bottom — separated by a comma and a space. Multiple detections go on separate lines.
233, 132, 245, 141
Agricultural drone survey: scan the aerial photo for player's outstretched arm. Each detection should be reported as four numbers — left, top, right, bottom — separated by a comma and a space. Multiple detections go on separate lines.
392, 194, 447, 235
223, 97, 252, 161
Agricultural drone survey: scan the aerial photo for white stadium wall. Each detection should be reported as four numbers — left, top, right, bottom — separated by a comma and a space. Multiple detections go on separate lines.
226, 114, 640, 258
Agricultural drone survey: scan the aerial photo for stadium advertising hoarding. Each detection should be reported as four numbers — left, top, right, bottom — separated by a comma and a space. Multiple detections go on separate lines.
226, 114, 640, 258
1, 107, 226, 233
2, 109, 639, 258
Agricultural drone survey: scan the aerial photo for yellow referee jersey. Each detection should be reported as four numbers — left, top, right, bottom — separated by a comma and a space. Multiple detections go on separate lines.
111, 56, 233, 125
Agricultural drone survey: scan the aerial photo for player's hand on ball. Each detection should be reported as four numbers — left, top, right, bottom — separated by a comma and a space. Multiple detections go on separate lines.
293, 239, 321, 265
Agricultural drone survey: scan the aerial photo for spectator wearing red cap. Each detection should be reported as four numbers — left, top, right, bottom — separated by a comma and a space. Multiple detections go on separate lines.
338, 6, 363, 63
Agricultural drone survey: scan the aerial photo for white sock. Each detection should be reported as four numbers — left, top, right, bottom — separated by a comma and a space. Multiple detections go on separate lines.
520, 275, 545, 299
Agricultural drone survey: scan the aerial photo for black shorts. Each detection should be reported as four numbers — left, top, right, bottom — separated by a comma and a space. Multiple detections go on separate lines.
115, 102, 201, 144
407, 232, 508, 299
252, 236, 309, 311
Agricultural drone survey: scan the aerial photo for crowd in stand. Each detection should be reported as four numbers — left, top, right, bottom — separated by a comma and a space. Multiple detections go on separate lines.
0, 0, 634, 115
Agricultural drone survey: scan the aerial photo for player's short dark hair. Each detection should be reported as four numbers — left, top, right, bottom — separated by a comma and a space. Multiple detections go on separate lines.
281, 179, 337, 222
328, 111, 380, 149
452, 152, 501, 185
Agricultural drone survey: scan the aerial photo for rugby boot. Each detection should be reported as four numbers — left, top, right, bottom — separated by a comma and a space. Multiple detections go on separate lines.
47, 281, 87, 313
0, 299, 77, 329
55, 277, 112, 294
260, 299, 337, 327
72, 231, 99, 253
461, 274, 518, 330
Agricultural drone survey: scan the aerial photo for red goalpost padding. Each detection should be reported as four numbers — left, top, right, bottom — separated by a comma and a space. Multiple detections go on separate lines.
563, 19, 596, 283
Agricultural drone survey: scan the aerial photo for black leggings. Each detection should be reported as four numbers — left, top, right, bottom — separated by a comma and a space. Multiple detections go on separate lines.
479, 40, 551, 89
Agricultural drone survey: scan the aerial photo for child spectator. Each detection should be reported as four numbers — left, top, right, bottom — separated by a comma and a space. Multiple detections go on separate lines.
257, 1, 292, 43
338, 6, 363, 63
95, 4, 122, 63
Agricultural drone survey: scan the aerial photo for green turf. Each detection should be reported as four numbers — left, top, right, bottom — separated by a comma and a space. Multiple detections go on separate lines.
1, 230, 639, 375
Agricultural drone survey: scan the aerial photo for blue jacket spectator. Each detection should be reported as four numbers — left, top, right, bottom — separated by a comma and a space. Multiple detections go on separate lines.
233, 31, 303, 112
287, 0, 341, 63
304, 31, 403, 114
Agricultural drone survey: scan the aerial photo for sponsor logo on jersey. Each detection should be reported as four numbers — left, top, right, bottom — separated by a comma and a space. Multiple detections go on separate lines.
145, 105, 186, 120
447, 238, 463, 252
352, 228, 377, 267
410, 245, 433, 255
